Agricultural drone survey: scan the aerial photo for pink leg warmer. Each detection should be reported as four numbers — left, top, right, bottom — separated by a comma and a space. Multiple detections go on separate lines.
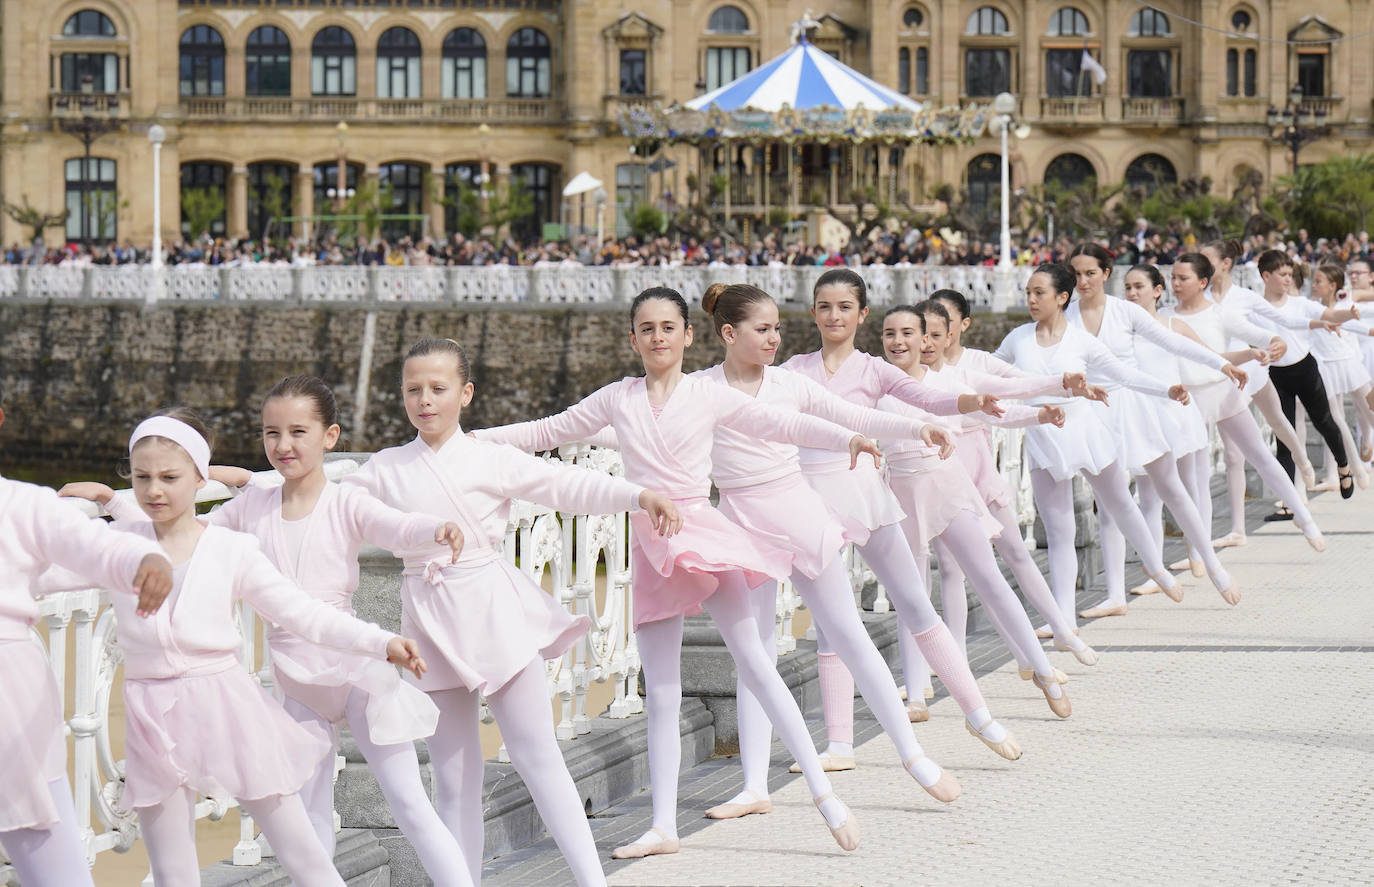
816, 652, 854, 745
912, 622, 987, 715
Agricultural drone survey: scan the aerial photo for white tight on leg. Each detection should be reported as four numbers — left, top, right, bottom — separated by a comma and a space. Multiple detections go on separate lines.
928, 537, 969, 657
1137, 474, 1165, 554
280, 695, 339, 856
1028, 469, 1083, 629
1216, 411, 1315, 525
1097, 506, 1129, 606
1082, 462, 1173, 581
137, 787, 201, 887
1140, 456, 1232, 591
1221, 432, 1248, 536
1351, 383, 1374, 449
425, 687, 484, 886
736, 579, 778, 798
0, 778, 97, 887
984, 501, 1087, 646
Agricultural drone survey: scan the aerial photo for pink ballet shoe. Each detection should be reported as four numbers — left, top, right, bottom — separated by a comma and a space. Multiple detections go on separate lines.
1153, 576, 1185, 603
1130, 579, 1162, 595
906, 755, 961, 803
814, 792, 860, 851
1167, 557, 1191, 573
1357, 464, 1370, 489
1217, 582, 1241, 606
611, 828, 680, 859
1212, 532, 1247, 549
1078, 602, 1130, 619
789, 751, 855, 774
704, 790, 773, 820
1032, 672, 1072, 719
965, 719, 1022, 760
1018, 664, 1070, 683
1296, 520, 1326, 552
1361, 443, 1373, 463
907, 701, 930, 723
1299, 458, 1317, 489
899, 685, 908, 701
1053, 638, 1099, 667
1034, 626, 1055, 639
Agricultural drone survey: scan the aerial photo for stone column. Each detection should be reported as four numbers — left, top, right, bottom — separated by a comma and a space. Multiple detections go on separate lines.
296, 168, 315, 241
228, 167, 249, 241
425, 162, 444, 241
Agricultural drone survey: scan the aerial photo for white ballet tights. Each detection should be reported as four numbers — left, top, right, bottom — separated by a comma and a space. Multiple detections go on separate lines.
1224, 384, 1309, 534
637, 573, 847, 839
427, 660, 604, 887
732, 558, 942, 796
0, 778, 96, 887
140, 786, 343, 887
1191, 412, 1316, 536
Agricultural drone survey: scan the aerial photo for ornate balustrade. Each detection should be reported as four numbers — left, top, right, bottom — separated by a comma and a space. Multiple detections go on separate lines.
179, 97, 562, 125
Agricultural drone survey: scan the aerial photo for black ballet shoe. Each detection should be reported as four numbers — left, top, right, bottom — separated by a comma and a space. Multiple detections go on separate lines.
1339, 466, 1355, 499
1263, 507, 1294, 522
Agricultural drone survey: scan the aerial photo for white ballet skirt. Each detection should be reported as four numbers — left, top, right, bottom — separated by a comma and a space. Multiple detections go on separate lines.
1189, 378, 1252, 424
1022, 399, 1121, 481
1098, 387, 1172, 474
1317, 355, 1372, 396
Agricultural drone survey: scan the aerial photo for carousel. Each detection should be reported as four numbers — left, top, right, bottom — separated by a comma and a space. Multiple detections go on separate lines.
618, 13, 991, 239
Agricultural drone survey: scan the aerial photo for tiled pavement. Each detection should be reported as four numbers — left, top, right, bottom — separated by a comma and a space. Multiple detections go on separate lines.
484, 483, 1374, 886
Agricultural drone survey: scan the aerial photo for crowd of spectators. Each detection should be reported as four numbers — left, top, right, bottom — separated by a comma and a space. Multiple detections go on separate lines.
5, 222, 1372, 271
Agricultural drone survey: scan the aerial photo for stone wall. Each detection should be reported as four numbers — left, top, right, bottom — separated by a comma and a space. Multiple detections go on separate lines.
0, 299, 1025, 479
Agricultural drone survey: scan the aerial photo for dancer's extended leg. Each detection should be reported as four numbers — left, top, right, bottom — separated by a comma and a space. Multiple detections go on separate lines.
1028, 469, 1081, 628
1216, 411, 1324, 548
426, 685, 484, 884
139, 787, 211, 887
1080, 462, 1183, 611
0, 778, 98, 887
240, 792, 349, 887
280, 694, 339, 856
1140, 457, 1238, 603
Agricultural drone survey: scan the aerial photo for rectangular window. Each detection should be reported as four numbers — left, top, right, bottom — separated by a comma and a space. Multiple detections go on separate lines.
61, 53, 119, 92
247, 51, 291, 96
964, 48, 1010, 97
443, 55, 486, 98
898, 48, 910, 95
1297, 52, 1325, 98
705, 46, 750, 91
65, 157, 117, 243
1126, 49, 1172, 97
507, 57, 550, 97
1226, 48, 1238, 96
1243, 48, 1256, 97
377, 56, 420, 98
916, 47, 928, 95
1045, 49, 1090, 97
180, 54, 225, 97
619, 49, 646, 95
312, 55, 356, 96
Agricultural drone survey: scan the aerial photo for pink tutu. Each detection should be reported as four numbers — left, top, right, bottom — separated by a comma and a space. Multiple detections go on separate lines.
887, 457, 1002, 552
951, 427, 1015, 509
121, 664, 331, 810
800, 460, 905, 531
630, 499, 793, 628
270, 632, 438, 747
400, 555, 589, 695
716, 473, 869, 581
1190, 378, 1251, 425
0, 640, 67, 831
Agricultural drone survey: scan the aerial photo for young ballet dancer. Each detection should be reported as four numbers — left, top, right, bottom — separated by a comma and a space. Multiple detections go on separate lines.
65, 376, 474, 886
1298, 265, 1374, 489
876, 303, 1076, 719
901, 296, 1101, 668
991, 263, 1190, 631
1065, 243, 1246, 613
1163, 254, 1327, 550
0, 389, 174, 887
1255, 249, 1358, 499
688, 282, 963, 819
342, 338, 681, 885
780, 268, 1043, 763
473, 289, 888, 857
59, 409, 430, 887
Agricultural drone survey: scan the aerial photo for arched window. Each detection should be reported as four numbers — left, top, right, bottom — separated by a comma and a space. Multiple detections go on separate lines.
376, 27, 421, 99
65, 157, 117, 243
179, 26, 225, 97
1124, 153, 1177, 194
902, 8, 924, 28
1044, 153, 1095, 191
966, 7, 1010, 35
444, 162, 485, 235
506, 28, 551, 98
1128, 9, 1171, 37
707, 6, 750, 33
1231, 9, 1253, 31
180, 162, 229, 238
246, 26, 291, 97
442, 29, 486, 99
63, 10, 115, 36
966, 153, 1003, 216
312, 27, 356, 96
1048, 7, 1089, 36
313, 161, 362, 214
247, 162, 297, 240
378, 162, 425, 240
509, 162, 558, 241
59, 10, 119, 93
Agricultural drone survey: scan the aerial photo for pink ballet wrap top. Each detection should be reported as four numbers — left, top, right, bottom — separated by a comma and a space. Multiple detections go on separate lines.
344, 435, 641, 690
473, 374, 861, 626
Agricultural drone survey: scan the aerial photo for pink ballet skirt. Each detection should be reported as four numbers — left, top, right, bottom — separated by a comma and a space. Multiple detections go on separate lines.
270, 629, 439, 747
0, 640, 68, 831
886, 456, 1002, 552
121, 663, 331, 810
1190, 378, 1251, 425
630, 498, 793, 628
1022, 400, 1120, 481
716, 473, 870, 581
1317, 355, 1371, 396
400, 552, 590, 695
951, 427, 1015, 509
800, 460, 906, 531
1099, 388, 1171, 475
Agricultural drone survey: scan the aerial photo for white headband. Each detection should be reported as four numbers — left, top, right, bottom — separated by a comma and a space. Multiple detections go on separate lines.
129, 416, 210, 480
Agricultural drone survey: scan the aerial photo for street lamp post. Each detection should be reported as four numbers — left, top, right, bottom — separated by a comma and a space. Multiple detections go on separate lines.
593, 187, 608, 248
1268, 83, 1329, 177
989, 92, 1025, 311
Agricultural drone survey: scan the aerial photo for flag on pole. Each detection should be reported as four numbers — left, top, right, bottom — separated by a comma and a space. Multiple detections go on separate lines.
1081, 49, 1107, 85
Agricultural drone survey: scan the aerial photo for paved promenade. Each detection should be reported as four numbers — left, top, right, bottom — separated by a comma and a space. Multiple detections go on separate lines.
485, 486, 1374, 886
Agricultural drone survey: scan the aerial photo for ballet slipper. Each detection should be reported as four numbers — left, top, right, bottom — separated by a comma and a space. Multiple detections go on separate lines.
899, 685, 908, 701
1299, 458, 1317, 489
1034, 625, 1055, 639
1167, 557, 1191, 572
965, 719, 1022, 760
789, 751, 856, 774
1309, 479, 1338, 493
1053, 637, 1099, 666
1295, 520, 1326, 552
1153, 575, 1185, 603
1338, 466, 1355, 499
704, 790, 773, 820
1018, 665, 1069, 684
1361, 443, 1372, 463
611, 828, 680, 859
906, 755, 961, 803
1357, 464, 1371, 490
1189, 557, 1206, 578
907, 701, 930, 723
813, 792, 860, 852
1130, 579, 1162, 595
1031, 672, 1072, 719
1217, 581, 1241, 606
1211, 532, 1247, 549
1078, 601, 1129, 619
923, 686, 934, 701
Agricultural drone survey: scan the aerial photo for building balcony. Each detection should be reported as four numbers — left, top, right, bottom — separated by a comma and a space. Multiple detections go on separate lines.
48, 90, 130, 118
1299, 95, 1343, 121
1038, 96, 1104, 125
1122, 96, 1186, 125
179, 96, 563, 125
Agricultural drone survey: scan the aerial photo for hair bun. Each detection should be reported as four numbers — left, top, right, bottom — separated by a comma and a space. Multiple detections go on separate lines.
701, 282, 727, 316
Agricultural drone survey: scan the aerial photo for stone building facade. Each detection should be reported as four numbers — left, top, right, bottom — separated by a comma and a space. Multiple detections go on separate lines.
1, 0, 1369, 247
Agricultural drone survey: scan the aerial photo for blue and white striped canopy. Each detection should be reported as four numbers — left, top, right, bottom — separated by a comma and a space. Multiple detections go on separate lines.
686, 39, 922, 113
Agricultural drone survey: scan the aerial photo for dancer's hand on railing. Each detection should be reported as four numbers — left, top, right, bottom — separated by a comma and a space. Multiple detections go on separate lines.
133, 554, 175, 618
640, 491, 683, 538
435, 522, 465, 563
848, 435, 884, 469
387, 637, 428, 679
59, 481, 115, 506
1037, 405, 1066, 428
1168, 384, 1191, 405
920, 425, 955, 459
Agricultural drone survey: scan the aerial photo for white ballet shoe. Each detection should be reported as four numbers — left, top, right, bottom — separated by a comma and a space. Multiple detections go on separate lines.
1130, 579, 1163, 595
1032, 672, 1072, 719
1053, 638, 1099, 667
789, 751, 856, 774
965, 719, 1022, 760
1018, 664, 1070, 684
813, 792, 860, 851
907, 701, 930, 723
906, 755, 961, 803
1078, 601, 1130, 619
1212, 532, 1247, 549
611, 828, 680, 859
704, 790, 773, 820
1296, 520, 1326, 552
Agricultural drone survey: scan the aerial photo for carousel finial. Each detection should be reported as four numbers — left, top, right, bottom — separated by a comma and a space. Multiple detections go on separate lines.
791, 9, 821, 43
